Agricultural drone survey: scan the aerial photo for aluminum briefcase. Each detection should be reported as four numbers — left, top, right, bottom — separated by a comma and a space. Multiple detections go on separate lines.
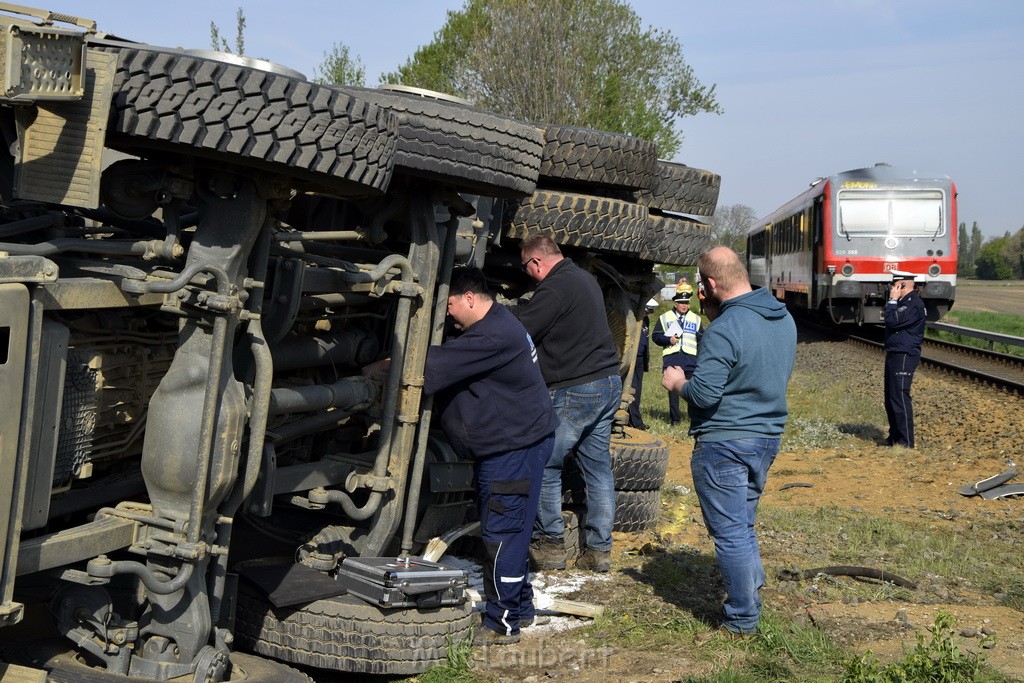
337, 556, 468, 608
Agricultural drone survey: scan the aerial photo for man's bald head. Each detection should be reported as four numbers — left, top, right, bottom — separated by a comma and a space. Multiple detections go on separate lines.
697, 246, 752, 302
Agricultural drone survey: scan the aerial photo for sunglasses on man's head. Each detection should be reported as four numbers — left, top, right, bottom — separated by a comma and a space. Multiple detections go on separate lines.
521, 257, 539, 272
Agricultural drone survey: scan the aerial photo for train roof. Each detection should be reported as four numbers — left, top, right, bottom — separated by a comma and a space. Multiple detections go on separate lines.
750, 163, 954, 232
825, 163, 953, 184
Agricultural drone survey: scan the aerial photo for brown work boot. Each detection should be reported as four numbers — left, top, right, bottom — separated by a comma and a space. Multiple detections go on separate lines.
529, 535, 567, 570
518, 615, 552, 628
575, 547, 611, 572
472, 626, 520, 647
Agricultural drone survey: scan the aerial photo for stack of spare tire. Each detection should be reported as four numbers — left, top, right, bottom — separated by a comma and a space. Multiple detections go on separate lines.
502, 123, 721, 265
562, 430, 670, 544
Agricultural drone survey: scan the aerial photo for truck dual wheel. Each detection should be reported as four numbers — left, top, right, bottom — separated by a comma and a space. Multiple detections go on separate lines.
537, 125, 658, 192
234, 582, 473, 676
103, 46, 398, 195
503, 189, 648, 255
635, 160, 721, 217
642, 213, 713, 266
339, 86, 545, 198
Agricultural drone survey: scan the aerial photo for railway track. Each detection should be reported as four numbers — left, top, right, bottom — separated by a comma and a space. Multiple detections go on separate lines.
800, 320, 1024, 395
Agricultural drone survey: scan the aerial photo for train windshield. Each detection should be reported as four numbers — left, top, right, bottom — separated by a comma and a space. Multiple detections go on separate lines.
837, 190, 944, 237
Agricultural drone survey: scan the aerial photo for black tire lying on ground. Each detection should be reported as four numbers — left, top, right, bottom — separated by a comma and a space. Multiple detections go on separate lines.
537, 124, 658, 191
104, 46, 398, 195
234, 581, 473, 676
562, 509, 581, 564
612, 489, 661, 532
636, 161, 721, 216
642, 213, 713, 266
503, 189, 648, 255
562, 433, 668, 493
338, 86, 544, 198
610, 432, 670, 491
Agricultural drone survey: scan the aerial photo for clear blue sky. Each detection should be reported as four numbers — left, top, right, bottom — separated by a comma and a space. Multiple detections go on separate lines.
46, 1, 1024, 239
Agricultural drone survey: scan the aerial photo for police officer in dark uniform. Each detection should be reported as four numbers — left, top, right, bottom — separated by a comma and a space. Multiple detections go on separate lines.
883, 270, 926, 447
652, 291, 702, 424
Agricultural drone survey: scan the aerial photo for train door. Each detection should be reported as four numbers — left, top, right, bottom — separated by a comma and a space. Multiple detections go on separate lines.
811, 196, 824, 308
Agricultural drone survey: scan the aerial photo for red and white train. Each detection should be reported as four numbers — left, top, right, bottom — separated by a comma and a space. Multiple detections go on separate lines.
746, 163, 957, 324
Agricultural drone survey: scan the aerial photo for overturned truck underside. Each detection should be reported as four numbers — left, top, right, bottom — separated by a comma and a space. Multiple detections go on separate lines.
0, 4, 720, 680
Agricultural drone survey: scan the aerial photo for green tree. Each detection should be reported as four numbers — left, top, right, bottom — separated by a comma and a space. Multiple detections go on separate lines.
313, 43, 366, 86
710, 204, 757, 255
969, 222, 983, 267
974, 236, 1013, 280
956, 221, 972, 276
1009, 225, 1024, 279
210, 7, 245, 54
382, 0, 721, 157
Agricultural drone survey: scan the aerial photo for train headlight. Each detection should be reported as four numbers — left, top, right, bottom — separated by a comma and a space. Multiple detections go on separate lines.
841, 263, 854, 277
928, 264, 941, 277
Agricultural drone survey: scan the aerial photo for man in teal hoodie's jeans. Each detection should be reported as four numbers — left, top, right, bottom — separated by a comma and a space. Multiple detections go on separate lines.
663, 247, 796, 637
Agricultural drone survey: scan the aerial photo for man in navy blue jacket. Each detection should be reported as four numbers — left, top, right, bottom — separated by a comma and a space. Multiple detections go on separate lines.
413, 267, 557, 646
883, 270, 926, 448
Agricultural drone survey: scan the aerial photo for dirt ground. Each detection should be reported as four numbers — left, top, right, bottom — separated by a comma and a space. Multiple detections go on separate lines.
950, 280, 1024, 317
474, 442, 1024, 682
470, 333, 1024, 683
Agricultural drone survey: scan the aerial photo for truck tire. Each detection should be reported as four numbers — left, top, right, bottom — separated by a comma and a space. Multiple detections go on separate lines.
610, 432, 669, 491
537, 125, 657, 191
636, 161, 721, 216
603, 286, 639, 378
234, 582, 473, 676
0, 640, 312, 682
503, 189, 648, 255
613, 489, 661, 532
561, 436, 668, 494
339, 86, 544, 198
642, 213, 713, 266
105, 46, 397, 195
562, 509, 581, 565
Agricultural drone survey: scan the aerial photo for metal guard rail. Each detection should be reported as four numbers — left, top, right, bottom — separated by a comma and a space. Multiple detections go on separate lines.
927, 321, 1024, 351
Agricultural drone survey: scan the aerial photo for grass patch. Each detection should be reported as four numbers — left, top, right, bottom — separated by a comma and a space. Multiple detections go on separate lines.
931, 310, 1024, 357
783, 417, 847, 450
843, 611, 1007, 682
759, 506, 1023, 610
671, 610, 852, 682
417, 633, 482, 683
637, 320, 886, 443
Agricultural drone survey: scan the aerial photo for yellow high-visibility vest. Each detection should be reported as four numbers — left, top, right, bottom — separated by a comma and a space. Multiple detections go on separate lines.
659, 309, 700, 356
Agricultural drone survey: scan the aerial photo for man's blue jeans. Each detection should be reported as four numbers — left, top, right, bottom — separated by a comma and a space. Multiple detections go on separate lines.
690, 437, 780, 634
535, 374, 621, 552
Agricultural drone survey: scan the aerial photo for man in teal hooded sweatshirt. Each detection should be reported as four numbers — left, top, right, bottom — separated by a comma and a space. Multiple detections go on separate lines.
663, 246, 796, 637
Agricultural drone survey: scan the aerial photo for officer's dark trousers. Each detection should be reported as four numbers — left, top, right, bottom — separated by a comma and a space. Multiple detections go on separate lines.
884, 352, 919, 447
476, 434, 553, 636
663, 351, 695, 425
